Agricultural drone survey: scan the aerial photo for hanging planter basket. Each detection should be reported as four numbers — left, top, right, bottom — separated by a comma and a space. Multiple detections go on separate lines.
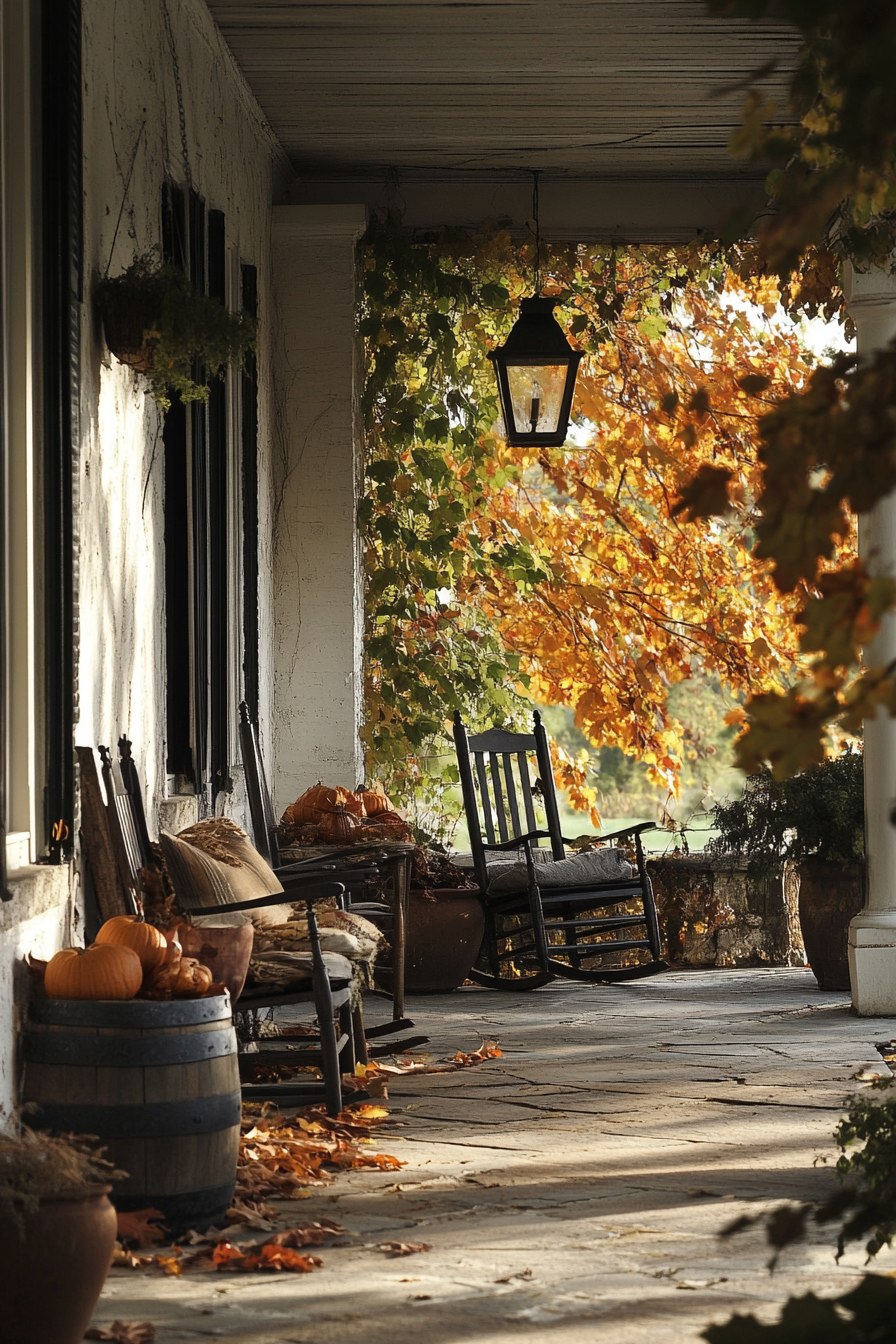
95, 284, 161, 375
94, 252, 256, 411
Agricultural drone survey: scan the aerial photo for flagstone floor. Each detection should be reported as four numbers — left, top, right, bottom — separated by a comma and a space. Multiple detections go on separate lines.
93, 968, 896, 1343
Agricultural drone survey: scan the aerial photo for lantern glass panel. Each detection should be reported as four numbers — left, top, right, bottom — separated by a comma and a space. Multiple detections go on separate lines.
505, 363, 569, 436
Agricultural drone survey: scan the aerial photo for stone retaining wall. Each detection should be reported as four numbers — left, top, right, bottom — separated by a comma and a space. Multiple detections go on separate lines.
647, 855, 805, 968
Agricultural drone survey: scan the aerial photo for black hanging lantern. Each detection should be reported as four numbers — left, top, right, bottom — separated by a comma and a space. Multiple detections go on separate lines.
486, 171, 583, 449
487, 297, 583, 448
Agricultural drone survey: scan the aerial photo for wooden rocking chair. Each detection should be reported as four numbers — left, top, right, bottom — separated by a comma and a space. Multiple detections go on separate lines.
238, 702, 426, 1048
453, 711, 668, 990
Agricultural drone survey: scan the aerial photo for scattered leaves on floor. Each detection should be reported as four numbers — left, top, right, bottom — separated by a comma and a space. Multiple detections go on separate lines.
118, 1222, 344, 1277
235, 1102, 402, 1202
115, 1208, 168, 1248
377, 1240, 431, 1257
211, 1238, 322, 1273
84, 1323, 155, 1343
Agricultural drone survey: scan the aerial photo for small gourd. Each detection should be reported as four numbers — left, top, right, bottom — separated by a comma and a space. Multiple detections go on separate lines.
145, 955, 214, 999
94, 915, 168, 974
356, 786, 395, 818
44, 944, 143, 1000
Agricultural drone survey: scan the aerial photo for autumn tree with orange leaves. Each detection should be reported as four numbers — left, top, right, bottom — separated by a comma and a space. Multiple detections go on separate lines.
360, 217, 839, 823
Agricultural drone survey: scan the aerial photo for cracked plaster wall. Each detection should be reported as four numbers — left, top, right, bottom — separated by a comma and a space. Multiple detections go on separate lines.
78, 0, 289, 835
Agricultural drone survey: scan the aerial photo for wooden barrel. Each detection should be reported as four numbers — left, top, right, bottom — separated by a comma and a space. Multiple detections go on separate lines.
21, 994, 240, 1235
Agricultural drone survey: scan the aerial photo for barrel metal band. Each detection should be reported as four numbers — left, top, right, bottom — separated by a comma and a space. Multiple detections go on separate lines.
28, 994, 231, 1029
28, 1092, 242, 1138
22, 1026, 236, 1068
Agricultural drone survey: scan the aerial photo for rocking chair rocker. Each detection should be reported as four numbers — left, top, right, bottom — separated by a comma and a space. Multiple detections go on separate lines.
453, 711, 668, 990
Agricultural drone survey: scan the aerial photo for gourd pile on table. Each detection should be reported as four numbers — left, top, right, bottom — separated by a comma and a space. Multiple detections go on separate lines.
278, 782, 412, 845
32, 915, 223, 1002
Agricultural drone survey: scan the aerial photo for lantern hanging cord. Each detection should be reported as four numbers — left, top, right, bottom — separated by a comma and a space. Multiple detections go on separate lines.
532, 170, 541, 296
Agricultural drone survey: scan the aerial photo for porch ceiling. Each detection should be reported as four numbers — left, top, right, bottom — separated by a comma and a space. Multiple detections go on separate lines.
208, 0, 801, 236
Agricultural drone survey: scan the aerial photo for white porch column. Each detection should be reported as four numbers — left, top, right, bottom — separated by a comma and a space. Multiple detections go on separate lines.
269, 204, 367, 815
846, 264, 896, 1013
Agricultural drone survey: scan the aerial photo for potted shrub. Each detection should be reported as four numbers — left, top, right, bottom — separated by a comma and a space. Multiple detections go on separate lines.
95, 251, 256, 411
0, 1124, 122, 1343
709, 751, 865, 990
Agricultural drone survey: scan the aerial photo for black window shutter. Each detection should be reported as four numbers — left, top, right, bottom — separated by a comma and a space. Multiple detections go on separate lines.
41, 0, 82, 859
241, 264, 259, 725
207, 210, 230, 799
162, 185, 192, 783
188, 189, 209, 806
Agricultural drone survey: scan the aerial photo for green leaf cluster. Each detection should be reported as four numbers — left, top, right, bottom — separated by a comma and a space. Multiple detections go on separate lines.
95, 251, 256, 412
835, 1084, 896, 1260
707, 0, 896, 276
709, 749, 864, 875
702, 1274, 896, 1343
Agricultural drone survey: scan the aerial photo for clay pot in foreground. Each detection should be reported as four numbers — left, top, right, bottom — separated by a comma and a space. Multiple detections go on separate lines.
797, 858, 865, 991
0, 1184, 117, 1344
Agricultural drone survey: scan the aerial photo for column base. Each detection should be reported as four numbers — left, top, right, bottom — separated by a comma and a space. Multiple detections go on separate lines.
849, 910, 896, 1015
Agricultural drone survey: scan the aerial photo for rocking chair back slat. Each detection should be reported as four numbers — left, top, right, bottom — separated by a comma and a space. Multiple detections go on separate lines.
238, 701, 280, 868
489, 755, 509, 843
518, 752, 538, 833
475, 754, 497, 846
503, 756, 522, 836
117, 737, 153, 869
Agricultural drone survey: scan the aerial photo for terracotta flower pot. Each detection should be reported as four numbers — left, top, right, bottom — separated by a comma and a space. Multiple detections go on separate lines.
0, 1184, 117, 1344
98, 289, 160, 374
404, 889, 486, 993
797, 858, 866, 991
179, 913, 254, 1001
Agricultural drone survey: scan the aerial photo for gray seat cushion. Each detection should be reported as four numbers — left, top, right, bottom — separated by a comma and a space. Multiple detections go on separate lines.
487, 846, 633, 896
451, 847, 556, 870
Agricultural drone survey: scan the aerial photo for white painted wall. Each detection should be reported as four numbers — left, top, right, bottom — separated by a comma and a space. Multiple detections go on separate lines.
2, 0, 293, 1123
78, 0, 286, 836
269, 205, 367, 815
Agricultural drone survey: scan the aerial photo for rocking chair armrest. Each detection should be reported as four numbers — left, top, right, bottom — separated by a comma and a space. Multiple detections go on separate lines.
481, 830, 552, 854
278, 862, 379, 882
577, 821, 657, 845
181, 880, 345, 916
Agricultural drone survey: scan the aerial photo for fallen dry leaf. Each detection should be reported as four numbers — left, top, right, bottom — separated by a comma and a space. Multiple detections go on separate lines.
116, 1208, 168, 1248
111, 1243, 154, 1270
85, 1323, 155, 1343
225, 1197, 280, 1230
378, 1241, 431, 1258
177, 1226, 228, 1246
154, 1254, 183, 1277
267, 1220, 343, 1248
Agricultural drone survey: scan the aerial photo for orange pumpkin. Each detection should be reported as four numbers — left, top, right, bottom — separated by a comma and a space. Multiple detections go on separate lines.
282, 782, 365, 826
356, 787, 395, 817
44, 944, 143, 1000
317, 805, 362, 843
94, 915, 168, 974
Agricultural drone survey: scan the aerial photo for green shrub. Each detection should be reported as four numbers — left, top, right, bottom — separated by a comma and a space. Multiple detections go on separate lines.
709, 752, 864, 877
